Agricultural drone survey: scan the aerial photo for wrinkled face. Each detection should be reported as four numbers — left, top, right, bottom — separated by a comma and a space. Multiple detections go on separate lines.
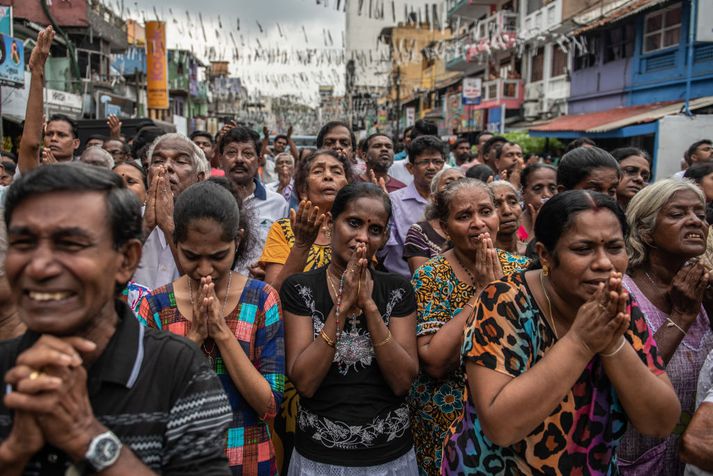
408, 151, 445, 192
219, 140, 259, 187
650, 189, 708, 259
274, 137, 288, 153
522, 167, 557, 211
331, 197, 389, 265
699, 172, 713, 203
616, 155, 650, 203
495, 143, 523, 174
103, 139, 129, 164
322, 126, 353, 161
365, 135, 394, 173
542, 209, 628, 306
149, 137, 203, 197
572, 167, 619, 198
275, 154, 295, 181
492, 185, 522, 236
6, 192, 134, 335
436, 169, 465, 193
177, 218, 237, 284
192, 136, 214, 161
44, 120, 80, 161
114, 163, 147, 204
443, 187, 499, 253
304, 154, 348, 208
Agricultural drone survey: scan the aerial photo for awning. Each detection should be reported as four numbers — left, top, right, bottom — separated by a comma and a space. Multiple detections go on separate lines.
572, 0, 669, 35
529, 97, 713, 136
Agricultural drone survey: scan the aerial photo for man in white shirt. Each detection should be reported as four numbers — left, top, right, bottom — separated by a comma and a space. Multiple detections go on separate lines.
219, 126, 289, 272
133, 133, 210, 289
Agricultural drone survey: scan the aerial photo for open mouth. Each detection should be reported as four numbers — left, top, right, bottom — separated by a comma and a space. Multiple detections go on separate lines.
684, 232, 704, 240
26, 290, 76, 302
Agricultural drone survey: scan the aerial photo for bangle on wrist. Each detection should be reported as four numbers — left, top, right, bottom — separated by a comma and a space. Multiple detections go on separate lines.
601, 337, 627, 358
666, 317, 687, 336
319, 330, 336, 348
373, 330, 392, 348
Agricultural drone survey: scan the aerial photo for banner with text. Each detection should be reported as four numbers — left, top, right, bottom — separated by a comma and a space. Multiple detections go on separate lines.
146, 21, 169, 110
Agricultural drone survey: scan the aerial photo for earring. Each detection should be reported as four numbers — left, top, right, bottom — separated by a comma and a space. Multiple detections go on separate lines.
542, 265, 549, 276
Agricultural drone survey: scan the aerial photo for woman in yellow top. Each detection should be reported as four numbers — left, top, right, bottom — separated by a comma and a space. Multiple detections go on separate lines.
260, 148, 353, 474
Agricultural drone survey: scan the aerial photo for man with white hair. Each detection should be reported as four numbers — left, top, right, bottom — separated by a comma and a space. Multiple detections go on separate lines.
79, 145, 115, 169
133, 133, 209, 289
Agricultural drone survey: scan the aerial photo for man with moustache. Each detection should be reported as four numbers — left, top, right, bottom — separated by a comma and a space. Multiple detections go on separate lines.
382, 135, 446, 278
358, 133, 406, 193
219, 126, 288, 273
132, 133, 210, 290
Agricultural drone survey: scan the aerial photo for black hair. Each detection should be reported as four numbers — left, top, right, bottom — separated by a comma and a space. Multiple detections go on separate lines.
316, 121, 356, 150
293, 149, 354, 198
495, 141, 519, 160
402, 126, 414, 140
534, 190, 627, 265
173, 181, 241, 262
565, 137, 596, 153
274, 134, 289, 143
407, 135, 446, 163
684, 162, 713, 183
131, 126, 166, 160
5, 163, 142, 262
205, 177, 255, 267
454, 138, 470, 149
0, 151, 17, 163
47, 113, 78, 138
476, 130, 493, 142
113, 160, 147, 189
611, 147, 651, 164
219, 125, 261, 156
86, 134, 108, 144
331, 182, 392, 222
0, 160, 16, 176
686, 139, 713, 164
361, 133, 391, 153
411, 120, 438, 139
481, 135, 507, 158
190, 130, 213, 144
465, 164, 495, 182
557, 146, 620, 191
521, 163, 557, 189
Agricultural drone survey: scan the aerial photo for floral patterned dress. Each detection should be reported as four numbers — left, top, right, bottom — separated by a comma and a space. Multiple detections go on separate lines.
441, 272, 666, 475
408, 251, 530, 476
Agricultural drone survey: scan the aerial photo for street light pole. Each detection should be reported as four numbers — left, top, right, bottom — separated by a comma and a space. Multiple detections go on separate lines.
684, 0, 697, 116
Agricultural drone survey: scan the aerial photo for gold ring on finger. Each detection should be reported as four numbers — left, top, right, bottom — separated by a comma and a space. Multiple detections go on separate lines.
29, 371, 43, 380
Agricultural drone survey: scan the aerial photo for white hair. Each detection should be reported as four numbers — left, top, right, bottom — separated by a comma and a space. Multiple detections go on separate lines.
79, 145, 114, 169
146, 132, 210, 177
275, 152, 295, 166
488, 180, 521, 201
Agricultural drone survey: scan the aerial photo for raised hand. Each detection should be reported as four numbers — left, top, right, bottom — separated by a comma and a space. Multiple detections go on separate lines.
670, 260, 709, 319
263, 126, 270, 138
368, 169, 388, 194
155, 171, 175, 235
143, 170, 159, 232
40, 147, 57, 165
28, 26, 54, 73
473, 232, 504, 289
287, 125, 294, 138
336, 245, 365, 318
107, 114, 122, 139
290, 200, 326, 248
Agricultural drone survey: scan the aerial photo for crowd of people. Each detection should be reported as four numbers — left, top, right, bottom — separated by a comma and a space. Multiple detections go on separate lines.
0, 25, 712, 476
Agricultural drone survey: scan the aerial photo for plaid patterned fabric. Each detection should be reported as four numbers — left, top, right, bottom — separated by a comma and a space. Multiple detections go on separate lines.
138, 278, 285, 475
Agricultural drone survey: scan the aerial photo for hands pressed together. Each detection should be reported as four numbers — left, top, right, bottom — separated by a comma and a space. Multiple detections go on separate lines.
144, 166, 174, 235
186, 276, 232, 346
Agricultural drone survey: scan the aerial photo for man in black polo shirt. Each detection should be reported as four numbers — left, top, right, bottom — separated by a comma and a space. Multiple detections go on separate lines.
0, 164, 232, 475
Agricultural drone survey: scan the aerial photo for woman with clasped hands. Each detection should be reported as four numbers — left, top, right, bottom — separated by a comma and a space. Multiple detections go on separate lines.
442, 190, 680, 475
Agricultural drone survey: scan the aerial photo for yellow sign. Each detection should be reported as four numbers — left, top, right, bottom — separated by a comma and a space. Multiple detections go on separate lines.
145, 21, 168, 110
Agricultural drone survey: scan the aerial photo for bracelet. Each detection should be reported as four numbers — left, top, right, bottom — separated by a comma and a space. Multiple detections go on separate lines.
319, 330, 336, 348
601, 337, 627, 358
373, 330, 392, 348
462, 302, 476, 315
666, 317, 687, 336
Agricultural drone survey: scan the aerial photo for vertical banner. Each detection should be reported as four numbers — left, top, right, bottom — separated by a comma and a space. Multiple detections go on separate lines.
0, 34, 24, 87
0, 6, 12, 36
462, 77, 482, 105
405, 107, 416, 127
145, 21, 168, 110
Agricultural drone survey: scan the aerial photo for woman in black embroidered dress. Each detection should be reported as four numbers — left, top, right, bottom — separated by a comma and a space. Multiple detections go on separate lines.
280, 182, 419, 475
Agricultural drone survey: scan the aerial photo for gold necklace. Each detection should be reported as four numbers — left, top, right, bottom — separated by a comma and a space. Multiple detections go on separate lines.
539, 270, 559, 339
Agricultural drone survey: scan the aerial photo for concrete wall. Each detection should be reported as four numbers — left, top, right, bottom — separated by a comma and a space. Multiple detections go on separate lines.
656, 114, 713, 179
1, 0, 88, 27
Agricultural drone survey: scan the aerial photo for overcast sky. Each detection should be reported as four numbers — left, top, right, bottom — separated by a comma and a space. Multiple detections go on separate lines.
118, 0, 346, 104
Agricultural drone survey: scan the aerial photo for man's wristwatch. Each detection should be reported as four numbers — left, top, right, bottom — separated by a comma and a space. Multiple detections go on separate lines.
84, 431, 122, 472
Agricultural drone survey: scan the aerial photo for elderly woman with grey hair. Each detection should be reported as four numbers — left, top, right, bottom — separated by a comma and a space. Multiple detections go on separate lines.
79, 145, 115, 169
488, 180, 527, 255
132, 133, 210, 290
619, 179, 713, 475
403, 168, 465, 274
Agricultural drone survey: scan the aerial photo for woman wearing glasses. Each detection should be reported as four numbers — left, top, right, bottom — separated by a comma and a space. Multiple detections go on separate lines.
612, 147, 651, 210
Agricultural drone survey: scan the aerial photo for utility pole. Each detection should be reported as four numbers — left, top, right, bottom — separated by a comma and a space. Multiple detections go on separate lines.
395, 66, 401, 140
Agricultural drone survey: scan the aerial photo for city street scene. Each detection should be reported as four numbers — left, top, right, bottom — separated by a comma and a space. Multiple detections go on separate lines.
0, 0, 711, 475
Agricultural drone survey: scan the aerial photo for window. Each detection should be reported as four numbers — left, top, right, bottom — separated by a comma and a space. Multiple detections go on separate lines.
643, 4, 681, 53
604, 24, 635, 62
531, 47, 545, 82
573, 35, 599, 70
527, 0, 543, 15
551, 46, 568, 77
